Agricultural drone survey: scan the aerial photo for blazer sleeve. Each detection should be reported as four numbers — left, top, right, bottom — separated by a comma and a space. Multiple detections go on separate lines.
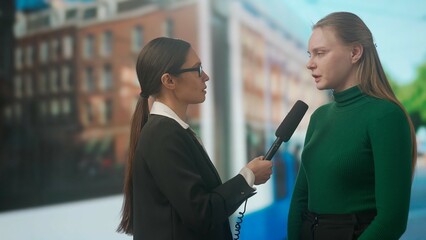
142, 120, 255, 234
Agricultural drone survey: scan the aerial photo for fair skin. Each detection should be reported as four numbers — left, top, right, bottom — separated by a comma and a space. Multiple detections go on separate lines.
157, 48, 272, 185
306, 26, 363, 92
157, 48, 209, 120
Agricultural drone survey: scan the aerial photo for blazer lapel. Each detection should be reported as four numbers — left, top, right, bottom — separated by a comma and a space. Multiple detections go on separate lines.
186, 128, 222, 183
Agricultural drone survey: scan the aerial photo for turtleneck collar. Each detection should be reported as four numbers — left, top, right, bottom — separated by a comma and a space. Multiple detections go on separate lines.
333, 85, 366, 108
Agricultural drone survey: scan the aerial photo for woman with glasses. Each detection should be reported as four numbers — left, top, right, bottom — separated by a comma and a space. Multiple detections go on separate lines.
287, 12, 416, 240
117, 37, 273, 240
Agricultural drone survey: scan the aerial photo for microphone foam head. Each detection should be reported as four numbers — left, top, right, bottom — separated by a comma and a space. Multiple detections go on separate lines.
276, 100, 309, 142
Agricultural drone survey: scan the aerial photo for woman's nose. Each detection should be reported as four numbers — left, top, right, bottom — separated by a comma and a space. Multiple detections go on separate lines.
306, 58, 315, 70
202, 71, 210, 82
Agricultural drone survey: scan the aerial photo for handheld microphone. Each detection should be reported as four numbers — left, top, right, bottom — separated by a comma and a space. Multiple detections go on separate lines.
264, 100, 309, 160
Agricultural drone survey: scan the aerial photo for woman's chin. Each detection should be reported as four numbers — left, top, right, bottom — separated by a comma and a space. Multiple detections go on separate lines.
192, 96, 206, 104
315, 83, 328, 90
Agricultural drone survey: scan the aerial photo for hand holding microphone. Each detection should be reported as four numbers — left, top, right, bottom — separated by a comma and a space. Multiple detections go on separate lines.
246, 156, 273, 185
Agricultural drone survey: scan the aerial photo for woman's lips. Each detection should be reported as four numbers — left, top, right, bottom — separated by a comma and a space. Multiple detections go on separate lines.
312, 74, 321, 82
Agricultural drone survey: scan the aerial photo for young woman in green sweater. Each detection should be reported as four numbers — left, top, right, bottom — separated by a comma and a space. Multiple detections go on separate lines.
287, 12, 417, 240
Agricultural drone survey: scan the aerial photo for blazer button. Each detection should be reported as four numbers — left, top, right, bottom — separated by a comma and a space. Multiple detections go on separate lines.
241, 192, 245, 195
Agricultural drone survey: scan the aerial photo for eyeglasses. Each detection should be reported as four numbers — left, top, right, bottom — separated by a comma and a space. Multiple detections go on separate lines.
170, 65, 203, 77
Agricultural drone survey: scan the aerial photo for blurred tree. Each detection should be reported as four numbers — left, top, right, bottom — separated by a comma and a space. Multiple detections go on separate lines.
392, 62, 426, 129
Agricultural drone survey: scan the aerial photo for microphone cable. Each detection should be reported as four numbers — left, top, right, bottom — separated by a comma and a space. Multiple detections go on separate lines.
233, 199, 248, 240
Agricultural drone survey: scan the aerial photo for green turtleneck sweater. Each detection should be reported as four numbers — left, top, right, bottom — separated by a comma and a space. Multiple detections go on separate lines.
287, 86, 412, 240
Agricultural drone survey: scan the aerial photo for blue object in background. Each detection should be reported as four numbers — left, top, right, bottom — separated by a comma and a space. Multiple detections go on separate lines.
16, 0, 48, 11
15, 0, 95, 11
241, 148, 299, 240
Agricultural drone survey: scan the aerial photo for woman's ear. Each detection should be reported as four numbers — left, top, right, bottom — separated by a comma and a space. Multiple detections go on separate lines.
161, 73, 175, 90
351, 44, 363, 63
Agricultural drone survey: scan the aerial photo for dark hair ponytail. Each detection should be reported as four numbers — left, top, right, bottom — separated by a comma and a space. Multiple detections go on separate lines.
116, 96, 149, 234
117, 37, 191, 234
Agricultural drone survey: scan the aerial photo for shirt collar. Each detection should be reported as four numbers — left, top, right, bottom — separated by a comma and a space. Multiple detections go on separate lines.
150, 101, 189, 129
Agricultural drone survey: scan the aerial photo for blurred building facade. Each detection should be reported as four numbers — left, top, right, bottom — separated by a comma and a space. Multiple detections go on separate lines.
1, 0, 202, 210
1, 0, 329, 212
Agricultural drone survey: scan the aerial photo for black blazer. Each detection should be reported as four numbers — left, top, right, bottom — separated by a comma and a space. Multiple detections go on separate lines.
132, 115, 255, 240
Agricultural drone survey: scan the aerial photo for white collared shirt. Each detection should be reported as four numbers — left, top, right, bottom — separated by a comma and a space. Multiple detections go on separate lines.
150, 101, 189, 129
149, 101, 255, 188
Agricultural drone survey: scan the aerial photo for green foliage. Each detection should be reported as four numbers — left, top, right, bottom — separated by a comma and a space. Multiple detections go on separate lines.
393, 62, 426, 125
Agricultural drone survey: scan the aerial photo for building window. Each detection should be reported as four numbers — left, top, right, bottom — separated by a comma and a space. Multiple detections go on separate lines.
50, 69, 59, 93
100, 64, 113, 90
105, 99, 113, 123
63, 35, 74, 59
83, 34, 95, 59
84, 67, 95, 91
38, 72, 47, 94
117, 0, 148, 12
14, 75, 23, 98
83, 7, 97, 20
14, 103, 22, 120
15, 47, 23, 69
100, 98, 113, 124
132, 25, 144, 53
25, 75, 33, 97
3, 105, 13, 122
39, 101, 47, 118
39, 41, 49, 63
163, 18, 174, 37
28, 15, 49, 30
50, 99, 60, 117
101, 31, 113, 57
99, 101, 106, 124
62, 98, 71, 115
85, 102, 94, 124
50, 39, 59, 61
65, 9, 78, 20
62, 66, 72, 92
25, 45, 33, 67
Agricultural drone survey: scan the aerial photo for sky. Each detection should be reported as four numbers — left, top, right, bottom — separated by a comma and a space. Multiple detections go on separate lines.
255, 0, 426, 85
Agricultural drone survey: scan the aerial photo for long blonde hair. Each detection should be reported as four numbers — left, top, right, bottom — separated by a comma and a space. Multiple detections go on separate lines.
314, 12, 417, 175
